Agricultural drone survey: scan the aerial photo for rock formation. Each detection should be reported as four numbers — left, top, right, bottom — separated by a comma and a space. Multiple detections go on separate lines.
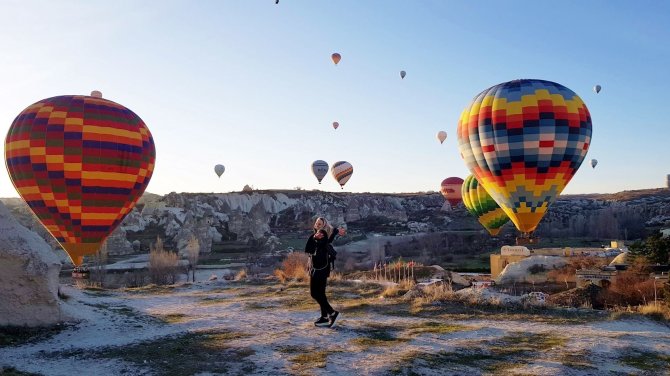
0, 201, 62, 327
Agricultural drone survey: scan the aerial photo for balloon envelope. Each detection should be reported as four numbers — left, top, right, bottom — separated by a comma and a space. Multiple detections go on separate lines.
215, 164, 225, 177
5, 95, 156, 265
593, 85, 601, 94
332, 122, 339, 130
440, 177, 464, 207
311, 160, 329, 183
590, 159, 598, 168
462, 174, 510, 236
437, 131, 447, 144
331, 53, 341, 65
331, 161, 353, 188
457, 79, 592, 234
400, 70, 406, 79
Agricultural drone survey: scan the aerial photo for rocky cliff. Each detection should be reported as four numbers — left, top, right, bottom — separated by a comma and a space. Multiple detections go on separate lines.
3, 188, 670, 264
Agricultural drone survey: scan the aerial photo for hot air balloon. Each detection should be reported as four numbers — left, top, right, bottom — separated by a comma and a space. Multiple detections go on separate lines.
440, 177, 464, 207
5, 94, 156, 266
311, 160, 329, 184
215, 164, 225, 178
331, 161, 353, 188
90, 90, 103, 98
457, 79, 592, 239
400, 70, 406, 79
462, 174, 510, 236
333, 122, 339, 130
590, 159, 598, 169
593, 85, 601, 94
331, 53, 341, 65
437, 131, 447, 144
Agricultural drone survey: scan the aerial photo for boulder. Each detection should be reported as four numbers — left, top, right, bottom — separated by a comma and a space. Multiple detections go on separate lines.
495, 255, 567, 285
0, 201, 62, 327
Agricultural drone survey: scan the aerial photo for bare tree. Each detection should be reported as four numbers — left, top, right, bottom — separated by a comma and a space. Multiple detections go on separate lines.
90, 240, 108, 287
149, 236, 180, 285
186, 235, 200, 282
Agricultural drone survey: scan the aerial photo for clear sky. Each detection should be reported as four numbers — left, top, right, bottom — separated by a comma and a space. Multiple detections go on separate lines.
1, 0, 669, 197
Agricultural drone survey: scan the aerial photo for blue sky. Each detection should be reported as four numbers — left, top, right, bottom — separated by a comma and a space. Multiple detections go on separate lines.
1, 0, 669, 197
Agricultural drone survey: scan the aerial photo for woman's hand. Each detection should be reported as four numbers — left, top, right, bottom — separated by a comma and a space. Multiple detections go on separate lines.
314, 232, 325, 240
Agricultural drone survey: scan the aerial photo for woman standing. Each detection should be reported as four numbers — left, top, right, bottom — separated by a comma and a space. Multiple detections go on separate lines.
305, 217, 345, 327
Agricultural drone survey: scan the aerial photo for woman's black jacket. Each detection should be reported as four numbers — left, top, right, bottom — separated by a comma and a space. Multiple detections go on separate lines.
305, 229, 337, 275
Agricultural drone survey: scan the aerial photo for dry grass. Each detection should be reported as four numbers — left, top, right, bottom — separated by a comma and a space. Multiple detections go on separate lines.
234, 269, 247, 281
381, 280, 414, 299
275, 252, 310, 283
148, 238, 182, 286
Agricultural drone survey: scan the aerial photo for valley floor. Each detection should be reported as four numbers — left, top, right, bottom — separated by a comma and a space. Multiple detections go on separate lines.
1, 274, 670, 376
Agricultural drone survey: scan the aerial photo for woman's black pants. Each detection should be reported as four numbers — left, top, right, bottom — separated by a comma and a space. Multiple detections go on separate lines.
310, 271, 334, 317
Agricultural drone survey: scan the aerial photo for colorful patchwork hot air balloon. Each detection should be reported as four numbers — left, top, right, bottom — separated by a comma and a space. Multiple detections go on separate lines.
462, 174, 510, 236
331, 53, 341, 65
457, 79, 592, 236
215, 164, 225, 178
311, 160, 329, 184
5, 94, 156, 266
440, 177, 463, 207
331, 161, 353, 188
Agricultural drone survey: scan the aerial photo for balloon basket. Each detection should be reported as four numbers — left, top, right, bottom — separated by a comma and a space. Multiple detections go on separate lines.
72, 267, 90, 280
515, 236, 540, 246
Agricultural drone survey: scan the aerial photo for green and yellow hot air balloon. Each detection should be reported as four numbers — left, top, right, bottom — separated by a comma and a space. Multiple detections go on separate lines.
461, 174, 510, 236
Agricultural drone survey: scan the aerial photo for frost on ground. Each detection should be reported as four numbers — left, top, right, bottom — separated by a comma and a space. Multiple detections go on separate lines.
1, 277, 669, 376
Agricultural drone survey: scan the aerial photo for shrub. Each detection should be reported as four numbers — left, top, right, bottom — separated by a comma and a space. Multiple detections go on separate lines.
148, 237, 181, 285
234, 269, 247, 281
276, 252, 310, 282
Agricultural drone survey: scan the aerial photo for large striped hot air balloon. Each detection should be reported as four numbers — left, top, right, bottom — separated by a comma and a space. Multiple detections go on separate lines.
331, 161, 353, 189
440, 177, 464, 207
457, 79, 592, 237
5, 94, 156, 265
461, 174, 509, 236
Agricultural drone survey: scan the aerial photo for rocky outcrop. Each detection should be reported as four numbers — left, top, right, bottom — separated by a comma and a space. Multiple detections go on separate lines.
495, 256, 568, 285
0, 201, 62, 327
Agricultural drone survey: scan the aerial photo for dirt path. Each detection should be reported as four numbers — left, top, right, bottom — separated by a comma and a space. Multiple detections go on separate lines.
1, 280, 669, 376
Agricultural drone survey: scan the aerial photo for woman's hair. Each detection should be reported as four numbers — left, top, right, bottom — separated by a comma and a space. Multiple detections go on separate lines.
314, 216, 333, 237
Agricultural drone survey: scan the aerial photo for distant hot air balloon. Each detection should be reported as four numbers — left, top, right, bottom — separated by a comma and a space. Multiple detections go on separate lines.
331, 161, 353, 189
90, 90, 103, 98
311, 160, 329, 184
593, 85, 601, 94
590, 159, 598, 169
440, 177, 464, 207
462, 174, 510, 236
457, 79, 592, 237
332, 122, 339, 130
5, 95, 156, 266
331, 53, 341, 65
215, 164, 225, 178
437, 131, 447, 144
400, 70, 406, 79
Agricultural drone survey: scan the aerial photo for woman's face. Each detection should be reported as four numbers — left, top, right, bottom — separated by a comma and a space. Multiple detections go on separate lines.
314, 218, 324, 230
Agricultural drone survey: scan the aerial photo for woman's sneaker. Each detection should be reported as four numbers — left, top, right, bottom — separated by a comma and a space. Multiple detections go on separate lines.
328, 311, 340, 328
314, 317, 329, 327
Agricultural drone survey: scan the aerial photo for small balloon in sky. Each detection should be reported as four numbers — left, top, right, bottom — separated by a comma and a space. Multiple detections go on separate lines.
90, 90, 102, 98
332, 121, 339, 130
400, 70, 406, 79
331, 53, 341, 65
593, 85, 602, 94
440, 177, 464, 207
311, 160, 329, 184
436, 131, 447, 144
331, 161, 353, 189
215, 164, 225, 178
590, 159, 598, 169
